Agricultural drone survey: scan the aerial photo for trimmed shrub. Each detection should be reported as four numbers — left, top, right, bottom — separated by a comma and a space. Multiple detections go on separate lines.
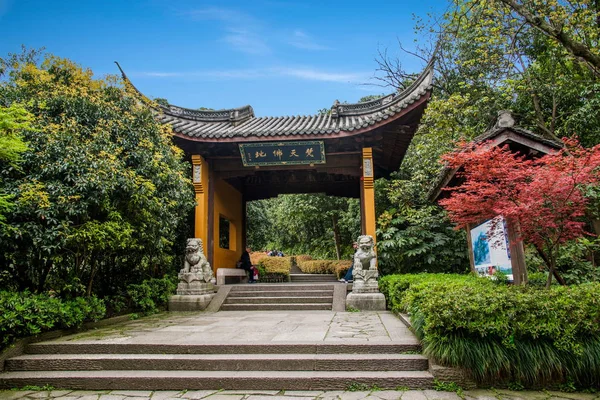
258, 257, 292, 282
331, 260, 352, 278
296, 259, 352, 277
297, 260, 334, 274
295, 255, 313, 263
0, 291, 106, 350
250, 252, 267, 266
126, 276, 177, 314
380, 274, 600, 388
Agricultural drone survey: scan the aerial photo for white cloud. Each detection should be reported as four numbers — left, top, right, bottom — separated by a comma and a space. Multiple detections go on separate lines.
287, 30, 330, 51
272, 67, 366, 83
222, 29, 271, 55
185, 7, 270, 55
134, 66, 370, 84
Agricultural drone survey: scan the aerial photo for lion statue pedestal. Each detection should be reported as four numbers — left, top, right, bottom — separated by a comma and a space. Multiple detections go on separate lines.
346, 235, 386, 311
169, 238, 216, 311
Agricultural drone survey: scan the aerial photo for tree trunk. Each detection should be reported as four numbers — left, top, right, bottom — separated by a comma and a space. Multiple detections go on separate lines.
37, 258, 52, 293
86, 257, 98, 297
332, 215, 342, 260
536, 245, 566, 286
545, 256, 554, 289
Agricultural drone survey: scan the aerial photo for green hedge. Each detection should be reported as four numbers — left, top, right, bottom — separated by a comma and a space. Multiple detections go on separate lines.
0, 291, 106, 350
380, 274, 600, 388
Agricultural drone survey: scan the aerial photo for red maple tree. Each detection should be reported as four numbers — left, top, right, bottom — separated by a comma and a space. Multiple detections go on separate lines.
439, 139, 600, 287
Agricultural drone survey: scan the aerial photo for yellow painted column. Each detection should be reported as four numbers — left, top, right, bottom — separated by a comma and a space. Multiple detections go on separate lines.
191, 155, 209, 248
361, 148, 376, 242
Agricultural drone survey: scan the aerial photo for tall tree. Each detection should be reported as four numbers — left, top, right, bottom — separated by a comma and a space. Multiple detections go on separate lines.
0, 51, 195, 295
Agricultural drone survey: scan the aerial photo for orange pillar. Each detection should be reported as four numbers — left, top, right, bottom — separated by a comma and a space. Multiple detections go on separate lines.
191, 155, 209, 249
361, 148, 376, 242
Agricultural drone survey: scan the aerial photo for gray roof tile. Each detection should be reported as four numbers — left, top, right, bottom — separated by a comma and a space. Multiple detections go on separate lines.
118, 61, 433, 141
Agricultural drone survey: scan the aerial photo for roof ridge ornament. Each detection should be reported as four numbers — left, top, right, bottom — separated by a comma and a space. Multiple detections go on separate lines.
495, 110, 516, 128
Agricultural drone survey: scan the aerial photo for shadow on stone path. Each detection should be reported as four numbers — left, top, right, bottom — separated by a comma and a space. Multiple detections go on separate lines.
1, 388, 599, 400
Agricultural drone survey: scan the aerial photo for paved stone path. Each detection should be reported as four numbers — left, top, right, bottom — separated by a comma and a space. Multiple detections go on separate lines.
43, 311, 417, 344
0, 388, 598, 400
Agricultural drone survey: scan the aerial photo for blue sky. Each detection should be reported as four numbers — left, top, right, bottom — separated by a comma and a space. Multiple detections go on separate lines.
1, 0, 447, 116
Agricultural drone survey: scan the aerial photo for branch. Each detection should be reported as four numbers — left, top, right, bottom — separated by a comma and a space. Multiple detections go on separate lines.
497, 0, 600, 76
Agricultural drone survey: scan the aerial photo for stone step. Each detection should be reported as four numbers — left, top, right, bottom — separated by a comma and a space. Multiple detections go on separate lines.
0, 370, 435, 390
228, 290, 334, 298
290, 274, 338, 281
6, 354, 429, 372
228, 284, 335, 291
25, 342, 422, 355
224, 296, 333, 304
220, 303, 332, 311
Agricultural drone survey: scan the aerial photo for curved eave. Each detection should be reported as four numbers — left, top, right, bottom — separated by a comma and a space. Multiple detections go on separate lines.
170, 92, 431, 143
116, 59, 434, 142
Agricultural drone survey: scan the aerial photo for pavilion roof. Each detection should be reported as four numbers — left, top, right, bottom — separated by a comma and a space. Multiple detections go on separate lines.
428, 111, 564, 202
116, 61, 434, 143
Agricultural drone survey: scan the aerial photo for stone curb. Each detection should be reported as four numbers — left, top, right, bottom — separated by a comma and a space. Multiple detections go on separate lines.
0, 314, 135, 372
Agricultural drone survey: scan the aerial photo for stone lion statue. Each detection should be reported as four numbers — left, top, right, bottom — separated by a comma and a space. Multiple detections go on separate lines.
352, 235, 379, 293
179, 238, 213, 284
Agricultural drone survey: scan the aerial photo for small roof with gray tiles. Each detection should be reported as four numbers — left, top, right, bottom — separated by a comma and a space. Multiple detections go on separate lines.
116, 61, 434, 143
428, 111, 564, 202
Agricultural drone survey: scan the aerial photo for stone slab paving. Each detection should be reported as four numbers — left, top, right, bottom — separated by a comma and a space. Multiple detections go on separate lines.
32, 311, 418, 345
1, 389, 599, 400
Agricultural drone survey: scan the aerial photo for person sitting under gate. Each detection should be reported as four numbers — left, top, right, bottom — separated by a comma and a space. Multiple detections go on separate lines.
238, 246, 256, 283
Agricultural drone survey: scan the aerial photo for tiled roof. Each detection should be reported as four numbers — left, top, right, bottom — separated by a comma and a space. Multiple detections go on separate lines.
428, 112, 564, 202
115, 61, 433, 142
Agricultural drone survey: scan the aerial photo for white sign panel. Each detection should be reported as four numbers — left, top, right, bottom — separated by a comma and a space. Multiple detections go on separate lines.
470, 216, 512, 281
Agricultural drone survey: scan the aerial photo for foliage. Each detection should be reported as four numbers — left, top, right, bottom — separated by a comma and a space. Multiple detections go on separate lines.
0, 50, 195, 296
381, 273, 600, 388
126, 276, 177, 315
0, 103, 31, 224
0, 290, 105, 350
249, 252, 267, 266
257, 256, 292, 282
296, 259, 334, 274
332, 260, 352, 279
378, 205, 469, 275
440, 139, 600, 287
247, 194, 360, 260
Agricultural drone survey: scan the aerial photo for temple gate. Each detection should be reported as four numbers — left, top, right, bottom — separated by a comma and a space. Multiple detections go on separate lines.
119, 63, 433, 272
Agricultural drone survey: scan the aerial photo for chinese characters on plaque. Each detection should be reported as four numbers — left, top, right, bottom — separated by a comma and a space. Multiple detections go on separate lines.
239, 141, 326, 167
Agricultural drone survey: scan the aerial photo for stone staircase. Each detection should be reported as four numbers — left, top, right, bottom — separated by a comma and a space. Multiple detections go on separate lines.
0, 341, 434, 390
290, 273, 338, 283
221, 284, 334, 311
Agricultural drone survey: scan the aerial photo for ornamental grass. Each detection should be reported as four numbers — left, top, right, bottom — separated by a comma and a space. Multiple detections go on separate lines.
379, 274, 600, 388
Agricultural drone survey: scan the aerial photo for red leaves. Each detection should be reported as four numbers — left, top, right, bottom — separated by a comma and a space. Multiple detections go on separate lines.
439, 139, 600, 249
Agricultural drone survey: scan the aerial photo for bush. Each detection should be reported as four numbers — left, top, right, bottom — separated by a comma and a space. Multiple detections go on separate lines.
0, 291, 106, 350
126, 276, 177, 314
295, 255, 313, 263
381, 273, 600, 388
257, 257, 292, 282
296, 259, 352, 277
331, 260, 352, 279
250, 252, 267, 266
297, 260, 333, 274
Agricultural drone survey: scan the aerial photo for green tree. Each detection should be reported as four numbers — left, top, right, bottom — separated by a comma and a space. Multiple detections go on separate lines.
0, 51, 195, 295
247, 194, 360, 259
0, 103, 30, 223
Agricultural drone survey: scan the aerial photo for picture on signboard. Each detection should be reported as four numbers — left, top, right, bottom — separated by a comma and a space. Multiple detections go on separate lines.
470, 216, 513, 281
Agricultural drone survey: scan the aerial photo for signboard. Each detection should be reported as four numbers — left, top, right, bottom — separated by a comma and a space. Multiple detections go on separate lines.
470, 216, 513, 281
239, 141, 326, 167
